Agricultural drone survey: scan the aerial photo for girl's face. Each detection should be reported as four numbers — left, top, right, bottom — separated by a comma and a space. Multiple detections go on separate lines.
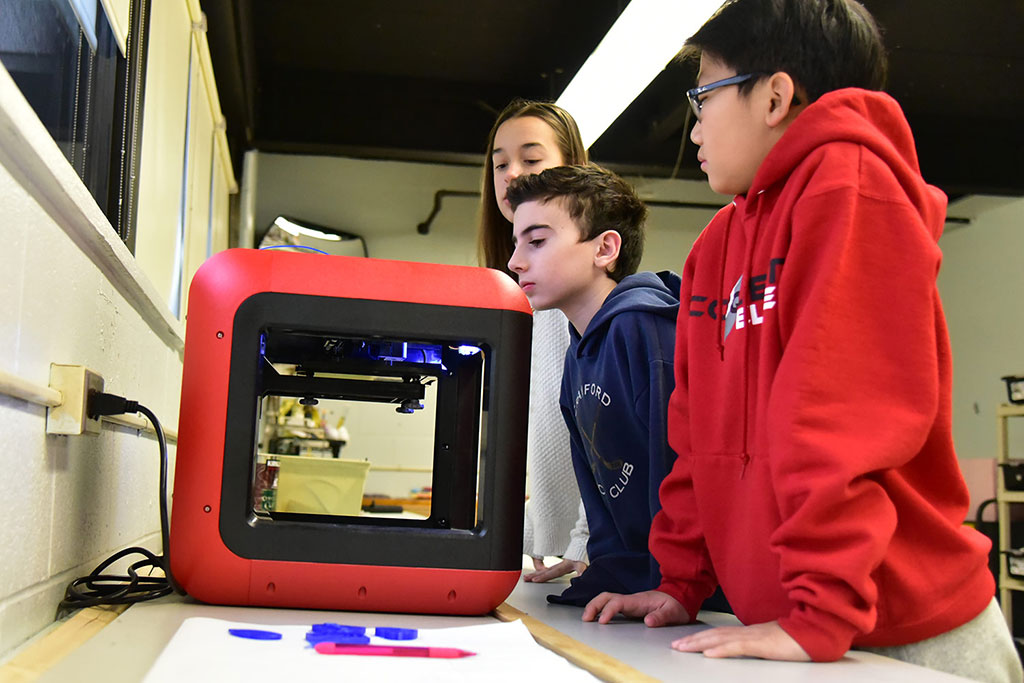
491, 116, 565, 222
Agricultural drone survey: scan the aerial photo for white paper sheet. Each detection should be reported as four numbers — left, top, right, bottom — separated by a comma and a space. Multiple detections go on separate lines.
143, 616, 600, 682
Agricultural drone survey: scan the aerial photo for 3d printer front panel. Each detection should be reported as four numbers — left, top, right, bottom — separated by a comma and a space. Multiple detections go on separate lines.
171, 249, 532, 614
221, 292, 525, 569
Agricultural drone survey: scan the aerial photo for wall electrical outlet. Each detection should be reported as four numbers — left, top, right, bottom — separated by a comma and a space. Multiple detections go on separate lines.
46, 364, 104, 435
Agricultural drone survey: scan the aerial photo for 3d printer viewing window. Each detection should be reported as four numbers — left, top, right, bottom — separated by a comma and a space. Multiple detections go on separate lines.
251, 329, 488, 530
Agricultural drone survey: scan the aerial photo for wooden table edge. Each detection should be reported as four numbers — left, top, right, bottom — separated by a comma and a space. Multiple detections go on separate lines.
493, 602, 659, 683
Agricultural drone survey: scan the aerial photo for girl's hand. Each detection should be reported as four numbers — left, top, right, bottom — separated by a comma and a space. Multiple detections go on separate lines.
523, 558, 587, 582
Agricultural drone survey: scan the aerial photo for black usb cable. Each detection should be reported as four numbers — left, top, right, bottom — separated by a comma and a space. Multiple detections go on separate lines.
57, 392, 185, 616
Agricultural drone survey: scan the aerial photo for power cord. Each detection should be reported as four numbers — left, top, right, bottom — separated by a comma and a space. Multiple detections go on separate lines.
56, 391, 185, 617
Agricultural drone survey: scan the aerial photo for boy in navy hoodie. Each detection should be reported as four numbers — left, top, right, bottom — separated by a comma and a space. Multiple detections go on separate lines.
506, 164, 681, 606
582, 1, 1019, 681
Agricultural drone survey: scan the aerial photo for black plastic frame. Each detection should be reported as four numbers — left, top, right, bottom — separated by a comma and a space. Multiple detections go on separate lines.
218, 292, 531, 571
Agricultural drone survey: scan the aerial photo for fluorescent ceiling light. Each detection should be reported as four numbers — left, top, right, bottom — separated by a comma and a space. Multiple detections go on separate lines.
556, 0, 721, 149
273, 216, 342, 241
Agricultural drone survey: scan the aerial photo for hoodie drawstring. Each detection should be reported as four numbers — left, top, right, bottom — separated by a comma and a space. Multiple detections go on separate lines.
716, 213, 733, 360
738, 197, 761, 480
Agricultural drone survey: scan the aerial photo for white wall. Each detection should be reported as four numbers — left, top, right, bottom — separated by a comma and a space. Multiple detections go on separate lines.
253, 153, 485, 266
0, 0, 235, 659
0, 159, 181, 654
251, 152, 717, 272
938, 197, 1024, 461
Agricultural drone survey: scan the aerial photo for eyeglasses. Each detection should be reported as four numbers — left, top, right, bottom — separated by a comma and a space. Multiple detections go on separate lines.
686, 73, 756, 120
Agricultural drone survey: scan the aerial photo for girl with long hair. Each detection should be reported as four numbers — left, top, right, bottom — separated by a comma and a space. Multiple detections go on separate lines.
477, 99, 589, 582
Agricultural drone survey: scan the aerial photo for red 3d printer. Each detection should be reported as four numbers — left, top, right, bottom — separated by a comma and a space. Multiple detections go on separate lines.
170, 248, 532, 614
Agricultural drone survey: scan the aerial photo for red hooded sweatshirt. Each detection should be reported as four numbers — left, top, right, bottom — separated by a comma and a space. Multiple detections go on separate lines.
650, 88, 993, 662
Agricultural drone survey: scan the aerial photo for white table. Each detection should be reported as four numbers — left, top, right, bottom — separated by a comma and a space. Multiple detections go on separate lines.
33, 578, 971, 682
506, 579, 971, 682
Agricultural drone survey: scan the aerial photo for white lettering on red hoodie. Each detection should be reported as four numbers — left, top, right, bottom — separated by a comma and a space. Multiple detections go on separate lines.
651, 87, 993, 661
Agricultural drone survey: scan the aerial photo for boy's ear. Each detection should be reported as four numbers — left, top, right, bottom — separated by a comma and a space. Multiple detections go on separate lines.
764, 72, 801, 128
593, 230, 622, 271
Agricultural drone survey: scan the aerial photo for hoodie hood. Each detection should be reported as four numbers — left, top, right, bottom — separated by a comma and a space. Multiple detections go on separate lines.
574, 270, 681, 354
707, 88, 948, 359
746, 88, 947, 240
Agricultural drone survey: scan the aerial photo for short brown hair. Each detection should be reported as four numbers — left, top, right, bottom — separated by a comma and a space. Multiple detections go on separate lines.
507, 164, 647, 282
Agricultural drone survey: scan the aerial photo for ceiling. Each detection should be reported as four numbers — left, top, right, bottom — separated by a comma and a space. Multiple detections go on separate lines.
202, 1, 1024, 201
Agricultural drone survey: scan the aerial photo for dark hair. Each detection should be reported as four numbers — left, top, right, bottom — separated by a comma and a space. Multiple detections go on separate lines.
679, 0, 887, 102
507, 164, 647, 283
476, 99, 588, 275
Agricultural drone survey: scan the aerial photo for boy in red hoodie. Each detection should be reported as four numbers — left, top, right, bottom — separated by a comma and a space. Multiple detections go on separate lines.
581, 1, 1021, 680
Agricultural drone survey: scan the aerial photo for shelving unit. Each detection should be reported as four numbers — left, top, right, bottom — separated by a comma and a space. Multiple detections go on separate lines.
997, 403, 1024, 628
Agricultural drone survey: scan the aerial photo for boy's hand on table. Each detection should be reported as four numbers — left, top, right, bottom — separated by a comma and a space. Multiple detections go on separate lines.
582, 590, 689, 626
670, 621, 810, 661
523, 558, 587, 582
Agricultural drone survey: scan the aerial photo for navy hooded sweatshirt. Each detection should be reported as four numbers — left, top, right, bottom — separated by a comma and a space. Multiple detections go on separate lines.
548, 270, 681, 606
